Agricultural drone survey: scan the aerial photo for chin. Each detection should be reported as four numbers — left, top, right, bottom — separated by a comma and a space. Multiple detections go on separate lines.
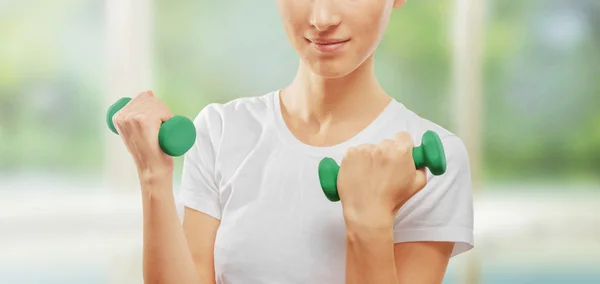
305, 58, 357, 79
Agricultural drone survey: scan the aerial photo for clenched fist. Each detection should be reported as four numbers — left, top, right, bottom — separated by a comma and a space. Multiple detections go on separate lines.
112, 91, 175, 180
338, 132, 428, 227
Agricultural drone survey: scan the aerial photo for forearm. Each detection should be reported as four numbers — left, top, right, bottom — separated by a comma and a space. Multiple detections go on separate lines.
141, 176, 200, 284
345, 219, 398, 284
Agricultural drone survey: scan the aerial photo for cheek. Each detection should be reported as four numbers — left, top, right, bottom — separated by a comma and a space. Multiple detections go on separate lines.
278, 2, 308, 47
351, 3, 390, 48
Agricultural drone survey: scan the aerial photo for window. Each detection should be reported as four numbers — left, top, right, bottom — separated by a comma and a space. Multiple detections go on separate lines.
1, 0, 598, 283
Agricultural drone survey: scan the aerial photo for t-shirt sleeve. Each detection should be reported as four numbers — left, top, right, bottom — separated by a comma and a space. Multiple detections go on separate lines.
177, 104, 223, 221
393, 134, 474, 257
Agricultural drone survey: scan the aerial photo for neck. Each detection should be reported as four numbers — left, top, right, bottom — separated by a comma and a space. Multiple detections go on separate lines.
281, 55, 390, 123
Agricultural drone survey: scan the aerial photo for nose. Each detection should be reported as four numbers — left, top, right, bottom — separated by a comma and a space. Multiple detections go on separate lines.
310, 0, 341, 31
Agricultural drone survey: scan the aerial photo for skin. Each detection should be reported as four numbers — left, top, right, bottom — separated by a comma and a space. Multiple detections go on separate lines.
276, 1, 455, 281
113, 0, 454, 283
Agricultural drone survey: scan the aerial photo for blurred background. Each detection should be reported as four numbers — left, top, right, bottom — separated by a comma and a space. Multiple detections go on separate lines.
1, 0, 599, 283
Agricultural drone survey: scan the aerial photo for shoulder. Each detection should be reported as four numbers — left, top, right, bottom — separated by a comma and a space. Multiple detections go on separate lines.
189, 91, 277, 157
392, 104, 474, 255
396, 102, 455, 141
395, 103, 472, 207
395, 102, 470, 167
196, 91, 273, 121
192, 91, 276, 134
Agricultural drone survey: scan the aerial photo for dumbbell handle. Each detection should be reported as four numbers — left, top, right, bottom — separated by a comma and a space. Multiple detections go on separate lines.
106, 97, 197, 157
318, 130, 447, 202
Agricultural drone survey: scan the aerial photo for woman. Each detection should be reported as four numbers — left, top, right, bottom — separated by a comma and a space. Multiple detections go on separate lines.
112, 0, 474, 283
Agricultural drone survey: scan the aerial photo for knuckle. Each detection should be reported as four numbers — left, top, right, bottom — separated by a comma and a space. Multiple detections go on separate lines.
364, 144, 377, 154
346, 146, 359, 157
371, 146, 383, 158
379, 139, 394, 148
394, 131, 405, 138
350, 144, 373, 158
395, 131, 412, 142
384, 150, 396, 161
113, 113, 122, 123
396, 143, 411, 153
137, 90, 153, 98
132, 113, 147, 123
113, 113, 126, 125
355, 147, 368, 157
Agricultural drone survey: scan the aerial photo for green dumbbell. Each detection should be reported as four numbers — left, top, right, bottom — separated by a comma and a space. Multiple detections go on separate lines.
318, 130, 447, 202
106, 97, 197, 157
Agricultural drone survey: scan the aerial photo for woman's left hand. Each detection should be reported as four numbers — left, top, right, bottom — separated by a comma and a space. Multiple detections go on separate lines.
337, 132, 428, 228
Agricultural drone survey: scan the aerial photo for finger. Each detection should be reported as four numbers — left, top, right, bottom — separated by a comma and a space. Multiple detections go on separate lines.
113, 106, 135, 135
137, 91, 171, 120
412, 168, 428, 191
129, 96, 172, 125
346, 144, 375, 159
112, 111, 129, 136
112, 110, 123, 134
362, 144, 377, 156
376, 139, 395, 160
131, 96, 170, 122
359, 143, 377, 150
378, 139, 395, 149
392, 133, 414, 160
129, 93, 155, 112
136, 90, 154, 99
121, 111, 140, 135
154, 99, 174, 122
126, 91, 153, 109
394, 132, 414, 148
115, 91, 152, 124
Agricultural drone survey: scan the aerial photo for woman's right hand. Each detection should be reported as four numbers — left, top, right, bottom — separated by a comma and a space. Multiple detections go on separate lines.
112, 90, 175, 183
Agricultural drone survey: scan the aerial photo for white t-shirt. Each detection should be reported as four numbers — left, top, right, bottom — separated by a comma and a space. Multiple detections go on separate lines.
177, 90, 474, 284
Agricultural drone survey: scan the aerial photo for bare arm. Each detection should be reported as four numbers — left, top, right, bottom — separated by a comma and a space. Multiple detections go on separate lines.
112, 91, 220, 283
345, 218, 453, 284
141, 175, 219, 284
182, 206, 220, 283
394, 241, 453, 283
345, 220, 398, 284
141, 175, 199, 284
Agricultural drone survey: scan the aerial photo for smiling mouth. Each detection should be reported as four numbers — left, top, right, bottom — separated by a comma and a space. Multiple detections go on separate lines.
307, 38, 350, 53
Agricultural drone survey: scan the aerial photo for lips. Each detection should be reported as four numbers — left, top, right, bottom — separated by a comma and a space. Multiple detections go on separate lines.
308, 38, 350, 53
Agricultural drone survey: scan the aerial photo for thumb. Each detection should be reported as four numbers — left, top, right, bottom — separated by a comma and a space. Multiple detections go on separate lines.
412, 168, 428, 191
158, 107, 173, 123
153, 98, 174, 123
